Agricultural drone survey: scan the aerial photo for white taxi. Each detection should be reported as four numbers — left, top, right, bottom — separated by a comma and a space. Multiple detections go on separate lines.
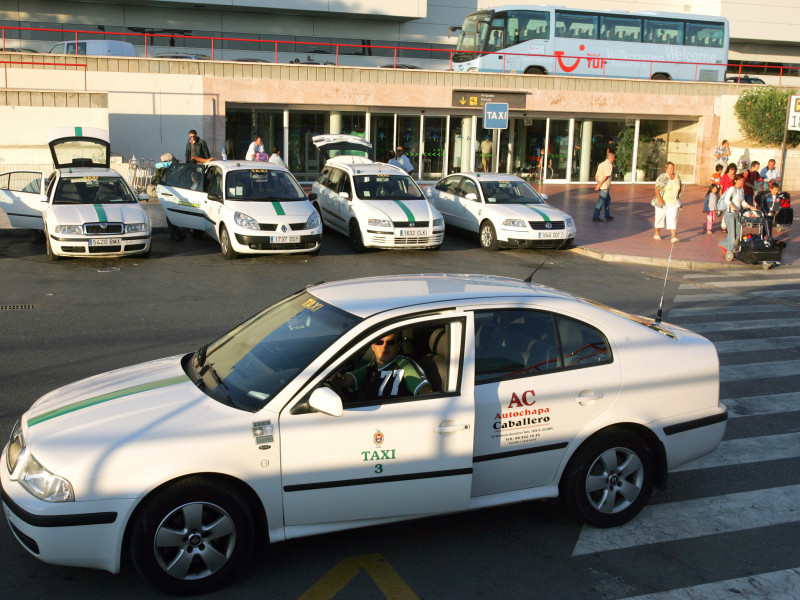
2, 274, 726, 594
0, 127, 151, 259
425, 173, 576, 250
157, 161, 321, 258
311, 135, 444, 252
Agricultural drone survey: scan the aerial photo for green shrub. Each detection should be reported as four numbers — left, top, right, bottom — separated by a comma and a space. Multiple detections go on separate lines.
734, 87, 800, 146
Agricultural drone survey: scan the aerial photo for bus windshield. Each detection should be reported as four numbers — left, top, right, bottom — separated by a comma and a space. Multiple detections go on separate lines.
454, 11, 492, 61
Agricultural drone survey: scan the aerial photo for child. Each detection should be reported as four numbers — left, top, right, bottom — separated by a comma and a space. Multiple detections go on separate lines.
710, 164, 723, 186
702, 183, 720, 234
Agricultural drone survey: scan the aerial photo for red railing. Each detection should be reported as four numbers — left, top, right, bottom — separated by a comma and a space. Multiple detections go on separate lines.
1, 25, 796, 84
2, 59, 87, 90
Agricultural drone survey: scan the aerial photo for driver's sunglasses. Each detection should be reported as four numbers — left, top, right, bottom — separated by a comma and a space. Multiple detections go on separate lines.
373, 338, 400, 347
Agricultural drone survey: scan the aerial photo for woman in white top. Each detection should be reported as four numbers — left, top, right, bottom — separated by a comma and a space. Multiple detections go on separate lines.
653, 162, 683, 242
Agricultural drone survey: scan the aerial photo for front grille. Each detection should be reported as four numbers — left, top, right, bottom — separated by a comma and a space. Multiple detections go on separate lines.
394, 221, 429, 228
61, 246, 86, 253
9, 522, 40, 554
88, 245, 121, 253
259, 222, 307, 231
366, 233, 443, 247
529, 221, 565, 230
85, 223, 124, 234
126, 244, 147, 251
247, 242, 317, 250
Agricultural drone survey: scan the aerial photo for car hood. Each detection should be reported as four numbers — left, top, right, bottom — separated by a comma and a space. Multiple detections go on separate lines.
486, 202, 569, 222
226, 199, 312, 220
49, 203, 148, 225
359, 198, 440, 223
22, 356, 234, 471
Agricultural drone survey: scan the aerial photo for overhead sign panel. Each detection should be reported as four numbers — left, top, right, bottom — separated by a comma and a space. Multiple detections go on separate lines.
452, 90, 526, 109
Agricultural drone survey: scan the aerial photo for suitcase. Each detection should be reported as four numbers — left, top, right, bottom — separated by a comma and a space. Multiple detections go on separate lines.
737, 238, 782, 264
776, 207, 793, 225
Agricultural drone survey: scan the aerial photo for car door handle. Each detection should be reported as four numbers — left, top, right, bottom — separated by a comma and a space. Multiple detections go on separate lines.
161, 192, 174, 197
575, 391, 603, 406
435, 421, 470, 434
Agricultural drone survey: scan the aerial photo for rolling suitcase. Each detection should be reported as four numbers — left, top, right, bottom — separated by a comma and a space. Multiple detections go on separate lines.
737, 237, 782, 265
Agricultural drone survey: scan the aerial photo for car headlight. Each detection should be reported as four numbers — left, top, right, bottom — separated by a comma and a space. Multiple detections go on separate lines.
234, 211, 260, 230
503, 219, 527, 228
16, 452, 74, 502
6, 420, 24, 472
125, 223, 149, 233
368, 218, 392, 228
306, 211, 320, 230
433, 218, 444, 228
566, 217, 575, 229
54, 224, 83, 235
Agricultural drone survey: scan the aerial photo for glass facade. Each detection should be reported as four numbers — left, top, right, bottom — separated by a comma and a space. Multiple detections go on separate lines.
225, 106, 699, 184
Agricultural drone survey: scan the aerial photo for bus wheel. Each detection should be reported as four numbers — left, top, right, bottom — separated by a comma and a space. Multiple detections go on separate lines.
651, 73, 671, 81
524, 66, 546, 75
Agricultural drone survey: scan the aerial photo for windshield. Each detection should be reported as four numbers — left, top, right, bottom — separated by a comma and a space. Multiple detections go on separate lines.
454, 11, 492, 61
192, 290, 362, 412
354, 174, 425, 200
479, 179, 546, 205
53, 176, 138, 205
226, 169, 306, 201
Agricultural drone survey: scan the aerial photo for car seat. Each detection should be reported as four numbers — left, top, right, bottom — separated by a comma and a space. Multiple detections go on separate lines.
58, 182, 83, 203
419, 328, 449, 392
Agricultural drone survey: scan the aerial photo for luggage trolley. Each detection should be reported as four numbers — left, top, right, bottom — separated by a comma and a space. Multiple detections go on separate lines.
725, 209, 782, 269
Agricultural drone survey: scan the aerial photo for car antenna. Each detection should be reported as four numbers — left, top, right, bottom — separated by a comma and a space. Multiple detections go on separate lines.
523, 238, 571, 283
655, 239, 676, 324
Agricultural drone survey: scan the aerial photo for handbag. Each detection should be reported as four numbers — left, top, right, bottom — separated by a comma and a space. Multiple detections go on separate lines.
650, 196, 660, 207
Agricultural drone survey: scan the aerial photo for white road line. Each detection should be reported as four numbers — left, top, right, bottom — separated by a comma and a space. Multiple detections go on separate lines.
714, 336, 800, 353
572, 485, 800, 556
682, 272, 749, 279
724, 392, 800, 418
672, 431, 800, 472
679, 278, 800, 289
669, 304, 796, 317
686, 319, 800, 332
618, 567, 800, 600
673, 289, 800, 303
720, 360, 800, 381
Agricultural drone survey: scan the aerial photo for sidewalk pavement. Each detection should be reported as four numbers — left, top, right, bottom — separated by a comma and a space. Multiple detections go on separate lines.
1, 183, 797, 269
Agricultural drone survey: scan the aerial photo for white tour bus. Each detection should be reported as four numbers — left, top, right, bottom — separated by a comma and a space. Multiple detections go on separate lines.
452, 6, 728, 82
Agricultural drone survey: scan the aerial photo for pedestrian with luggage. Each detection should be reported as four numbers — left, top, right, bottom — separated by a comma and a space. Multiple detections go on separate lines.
246, 136, 265, 161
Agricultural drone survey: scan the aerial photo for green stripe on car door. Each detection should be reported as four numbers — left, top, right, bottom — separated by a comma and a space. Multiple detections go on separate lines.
523, 204, 550, 221
27, 374, 191, 427
94, 204, 108, 222
393, 200, 415, 221
272, 202, 285, 216
75, 126, 83, 137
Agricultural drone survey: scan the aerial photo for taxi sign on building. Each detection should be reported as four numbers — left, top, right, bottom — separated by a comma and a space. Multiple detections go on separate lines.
483, 102, 509, 130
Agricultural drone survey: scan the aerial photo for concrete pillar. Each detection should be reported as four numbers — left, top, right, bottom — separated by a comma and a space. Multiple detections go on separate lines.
330, 111, 341, 135
461, 117, 473, 173
579, 119, 593, 182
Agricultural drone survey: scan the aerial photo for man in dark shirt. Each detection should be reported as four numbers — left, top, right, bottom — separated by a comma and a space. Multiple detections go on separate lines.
743, 161, 762, 206
185, 129, 211, 164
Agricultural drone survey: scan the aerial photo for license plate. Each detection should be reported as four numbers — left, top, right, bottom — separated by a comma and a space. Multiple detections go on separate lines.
270, 235, 301, 244
537, 232, 563, 239
398, 228, 427, 237
89, 238, 122, 246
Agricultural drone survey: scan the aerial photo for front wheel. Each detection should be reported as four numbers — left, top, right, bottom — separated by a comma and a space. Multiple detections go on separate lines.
220, 225, 238, 260
130, 478, 255, 594
46, 233, 60, 261
560, 428, 655, 528
349, 221, 366, 253
479, 221, 499, 251
524, 66, 546, 75
651, 73, 671, 81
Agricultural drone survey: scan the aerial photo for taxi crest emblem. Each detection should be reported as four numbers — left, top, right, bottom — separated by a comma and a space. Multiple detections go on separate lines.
373, 429, 384, 446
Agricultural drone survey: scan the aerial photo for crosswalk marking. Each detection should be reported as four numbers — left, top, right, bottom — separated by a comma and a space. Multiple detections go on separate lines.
679, 277, 800, 289
673, 289, 800, 303
681, 272, 749, 279
668, 303, 796, 317
714, 336, 800, 353
683, 318, 800, 332
571, 484, 800, 556
720, 359, 800, 381
619, 567, 800, 600
724, 391, 800, 418
672, 431, 800, 472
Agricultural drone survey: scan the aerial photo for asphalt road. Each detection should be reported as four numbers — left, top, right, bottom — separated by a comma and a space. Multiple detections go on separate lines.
1, 231, 798, 599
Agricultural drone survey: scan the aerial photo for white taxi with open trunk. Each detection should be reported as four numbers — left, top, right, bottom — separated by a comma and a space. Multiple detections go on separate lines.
157, 160, 321, 258
2, 274, 726, 594
0, 127, 151, 259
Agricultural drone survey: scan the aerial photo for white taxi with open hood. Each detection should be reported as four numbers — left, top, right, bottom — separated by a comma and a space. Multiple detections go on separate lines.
311, 135, 444, 251
157, 160, 321, 258
0, 127, 151, 259
2, 274, 726, 594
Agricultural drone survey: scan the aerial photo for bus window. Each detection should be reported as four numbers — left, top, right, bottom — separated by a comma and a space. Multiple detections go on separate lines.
600, 16, 641, 43
685, 22, 724, 48
555, 12, 597, 40
507, 10, 550, 45
644, 19, 684, 45
486, 17, 506, 52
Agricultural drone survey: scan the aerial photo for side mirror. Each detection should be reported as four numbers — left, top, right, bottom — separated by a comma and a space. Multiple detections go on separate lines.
465, 192, 478, 201
338, 191, 350, 200
308, 387, 343, 417
138, 192, 151, 201
207, 193, 222, 202
308, 192, 317, 201
540, 193, 549, 201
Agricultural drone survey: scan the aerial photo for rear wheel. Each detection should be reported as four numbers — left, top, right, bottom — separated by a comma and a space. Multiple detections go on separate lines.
130, 478, 255, 594
651, 73, 671, 81
560, 428, 655, 528
349, 220, 366, 253
219, 225, 238, 260
479, 221, 499, 251
524, 66, 546, 75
